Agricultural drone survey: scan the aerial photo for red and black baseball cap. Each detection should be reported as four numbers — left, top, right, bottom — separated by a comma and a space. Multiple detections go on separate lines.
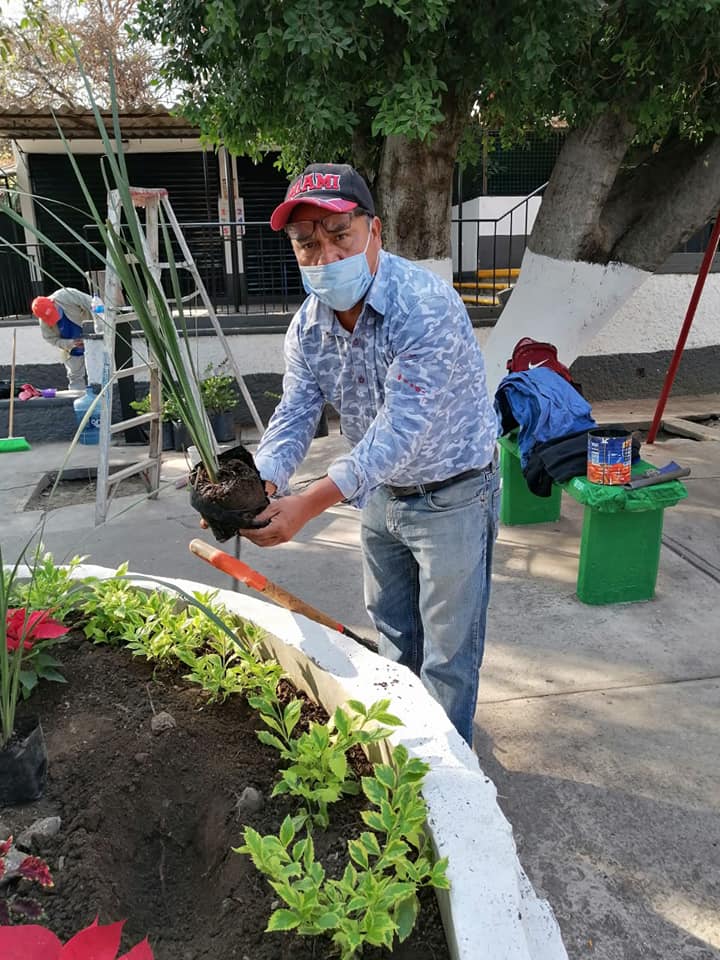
270, 163, 375, 231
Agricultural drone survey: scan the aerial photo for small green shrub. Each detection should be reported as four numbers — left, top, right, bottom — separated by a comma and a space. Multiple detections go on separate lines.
238, 744, 449, 959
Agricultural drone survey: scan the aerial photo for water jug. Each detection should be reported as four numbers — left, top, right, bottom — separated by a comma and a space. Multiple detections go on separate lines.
73, 384, 101, 445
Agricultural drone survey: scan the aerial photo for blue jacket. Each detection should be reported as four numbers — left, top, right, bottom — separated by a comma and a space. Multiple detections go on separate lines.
495, 368, 596, 467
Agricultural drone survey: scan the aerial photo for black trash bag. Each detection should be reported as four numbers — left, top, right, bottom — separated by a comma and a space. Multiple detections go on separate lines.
189, 445, 270, 542
0, 716, 48, 805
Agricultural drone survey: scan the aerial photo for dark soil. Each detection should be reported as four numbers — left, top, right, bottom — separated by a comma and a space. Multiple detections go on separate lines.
1, 636, 450, 960
192, 449, 267, 515
190, 445, 270, 541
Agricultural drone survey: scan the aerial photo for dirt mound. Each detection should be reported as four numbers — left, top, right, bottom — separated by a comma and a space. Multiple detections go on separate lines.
3, 636, 449, 959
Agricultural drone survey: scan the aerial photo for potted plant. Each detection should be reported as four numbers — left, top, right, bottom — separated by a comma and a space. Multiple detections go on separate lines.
128, 394, 175, 451
200, 365, 238, 443
0, 56, 268, 543
0, 548, 69, 805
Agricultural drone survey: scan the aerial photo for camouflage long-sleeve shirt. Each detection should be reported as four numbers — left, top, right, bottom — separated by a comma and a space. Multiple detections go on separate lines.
254, 251, 498, 508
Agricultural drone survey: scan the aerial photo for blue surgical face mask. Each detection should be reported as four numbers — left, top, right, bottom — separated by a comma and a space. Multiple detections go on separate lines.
300, 229, 374, 311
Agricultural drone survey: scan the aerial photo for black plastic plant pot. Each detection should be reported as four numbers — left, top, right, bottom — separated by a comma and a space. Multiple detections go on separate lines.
189, 445, 270, 542
209, 411, 235, 443
0, 715, 48, 805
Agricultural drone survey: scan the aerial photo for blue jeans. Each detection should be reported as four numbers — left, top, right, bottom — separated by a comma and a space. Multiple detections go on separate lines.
361, 462, 500, 746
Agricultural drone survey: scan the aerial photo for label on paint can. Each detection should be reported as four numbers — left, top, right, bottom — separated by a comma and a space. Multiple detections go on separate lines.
587, 429, 632, 485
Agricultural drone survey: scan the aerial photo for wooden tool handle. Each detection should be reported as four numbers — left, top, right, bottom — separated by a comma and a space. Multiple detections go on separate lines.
8, 329, 16, 438
189, 537, 346, 634
189, 538, 267, 591
259, 579, 348, 633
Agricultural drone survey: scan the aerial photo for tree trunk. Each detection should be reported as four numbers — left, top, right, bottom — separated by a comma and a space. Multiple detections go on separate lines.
612, 135, 720, 269
529, 111, 637, 263
375, 107, 465, 266
482, 120, 720, 392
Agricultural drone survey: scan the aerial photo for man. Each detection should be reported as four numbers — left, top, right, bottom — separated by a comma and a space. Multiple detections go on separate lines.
242, 163, 499, 746
31, 287, 93, 391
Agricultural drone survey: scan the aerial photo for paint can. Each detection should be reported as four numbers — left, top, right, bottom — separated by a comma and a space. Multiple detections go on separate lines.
587, 428, 632, 485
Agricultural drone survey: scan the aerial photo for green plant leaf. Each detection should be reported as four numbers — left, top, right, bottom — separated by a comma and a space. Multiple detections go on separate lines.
374, 764, 397, 791
266, 909, 301, 932
395, 894, 419, 942
279, 816, 295, 848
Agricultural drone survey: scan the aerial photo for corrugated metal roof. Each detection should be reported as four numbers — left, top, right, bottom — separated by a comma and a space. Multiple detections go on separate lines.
0, 105, 199, 140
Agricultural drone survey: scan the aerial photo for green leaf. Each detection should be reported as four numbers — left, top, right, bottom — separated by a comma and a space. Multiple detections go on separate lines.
279, 815, 295, 848
346, 699, 367, 717
359, 832, 381, 857
333, 706, 349, 738
360, 810, 385, 833
374, 764, 397, 791
361, 776, 386, 806
316, 912, 340, 930
266, 909, 301, 932
430, 857, 451, 889
395, 894, 419, 942
328, 752, 347, 781
348, 839, 369, 869
256, 730, 287, 753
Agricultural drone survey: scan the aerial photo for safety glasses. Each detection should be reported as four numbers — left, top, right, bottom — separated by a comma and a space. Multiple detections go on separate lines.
285, 209, 368, 242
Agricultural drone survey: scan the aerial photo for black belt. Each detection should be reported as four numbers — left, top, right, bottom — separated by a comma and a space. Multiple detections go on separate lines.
385, 467, 487, 499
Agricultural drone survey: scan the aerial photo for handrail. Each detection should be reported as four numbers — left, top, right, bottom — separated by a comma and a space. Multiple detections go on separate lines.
452, 182, 548, 307
490, 181, 548, 223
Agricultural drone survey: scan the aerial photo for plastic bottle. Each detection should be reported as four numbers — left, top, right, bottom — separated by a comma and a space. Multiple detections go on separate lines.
73, 384, 101, 445
91, 294, 105, 334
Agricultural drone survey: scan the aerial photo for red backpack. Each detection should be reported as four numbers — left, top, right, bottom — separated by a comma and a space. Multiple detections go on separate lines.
506, 337, 574, 383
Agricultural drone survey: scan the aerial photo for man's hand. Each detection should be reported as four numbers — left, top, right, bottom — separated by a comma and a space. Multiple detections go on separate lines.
238, 494, 314, 546
199, 479, 277, 532
199, 476, 343, 544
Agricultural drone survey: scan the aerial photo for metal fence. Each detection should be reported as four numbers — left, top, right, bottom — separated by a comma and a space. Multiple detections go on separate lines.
0, 217, 304, 322
451, 184, 547, 307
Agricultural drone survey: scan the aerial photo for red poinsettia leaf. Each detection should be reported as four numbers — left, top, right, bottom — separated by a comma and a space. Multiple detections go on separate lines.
5, 608, 25, 643
24, 610, 69, 640
10, 895, 46, 921
61, 919, 124, 960
19, 855, 54, 888
5, 609, 33, 650
5, 608, 68, 646
119, 937, 154, 960
0, 924, 63, 960
0, 835, 14, 857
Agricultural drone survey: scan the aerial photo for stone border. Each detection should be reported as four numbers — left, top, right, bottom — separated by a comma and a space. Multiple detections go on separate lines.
26, 563, 567, 960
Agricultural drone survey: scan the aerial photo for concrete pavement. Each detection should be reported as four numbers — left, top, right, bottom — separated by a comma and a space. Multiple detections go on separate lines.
1, 394, 718, 959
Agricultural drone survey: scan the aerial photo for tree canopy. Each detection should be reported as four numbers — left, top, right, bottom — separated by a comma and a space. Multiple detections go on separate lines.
0, 0, 165, 108
135, 0, 720, 159
132, 0, 720, 262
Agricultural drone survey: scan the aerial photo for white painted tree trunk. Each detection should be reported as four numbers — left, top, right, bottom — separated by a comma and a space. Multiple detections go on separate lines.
482, 116, 720, 394
483, 250, 650, 394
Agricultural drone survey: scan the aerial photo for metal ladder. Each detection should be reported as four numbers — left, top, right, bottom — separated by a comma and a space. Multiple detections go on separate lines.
95, 186, 265, 525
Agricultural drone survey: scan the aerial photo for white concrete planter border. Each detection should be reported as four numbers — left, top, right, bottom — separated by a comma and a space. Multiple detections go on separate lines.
27, 562, 567, 960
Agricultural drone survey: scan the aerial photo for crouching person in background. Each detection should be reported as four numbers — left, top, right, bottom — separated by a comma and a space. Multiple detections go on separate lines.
31, 288, 94, 391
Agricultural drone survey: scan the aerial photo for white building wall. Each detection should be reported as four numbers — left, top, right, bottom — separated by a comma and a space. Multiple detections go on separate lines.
451, 196, 542, 274
5, 273, 720, 391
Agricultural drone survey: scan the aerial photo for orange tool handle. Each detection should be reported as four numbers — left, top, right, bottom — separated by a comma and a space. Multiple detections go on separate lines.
189, 538, 267, 591
188, 539, 373, 648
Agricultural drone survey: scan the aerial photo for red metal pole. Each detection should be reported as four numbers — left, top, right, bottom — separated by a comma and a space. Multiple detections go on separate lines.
647, 209, 720, 444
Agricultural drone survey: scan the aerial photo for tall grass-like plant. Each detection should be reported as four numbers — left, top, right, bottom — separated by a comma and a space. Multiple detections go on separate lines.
0, 53, 219, 481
